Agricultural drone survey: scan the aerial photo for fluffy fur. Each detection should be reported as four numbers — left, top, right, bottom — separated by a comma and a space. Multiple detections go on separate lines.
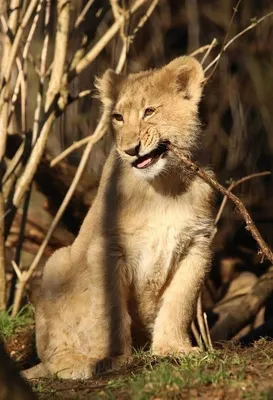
24, 56, 215, 379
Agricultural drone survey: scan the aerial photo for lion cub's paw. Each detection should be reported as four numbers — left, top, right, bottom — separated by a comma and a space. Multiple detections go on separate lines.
152, 344, 200, 357
95, 355, 133, 375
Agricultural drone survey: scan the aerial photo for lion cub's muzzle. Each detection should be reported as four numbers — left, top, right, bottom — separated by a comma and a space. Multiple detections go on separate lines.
132, 140, 169, 169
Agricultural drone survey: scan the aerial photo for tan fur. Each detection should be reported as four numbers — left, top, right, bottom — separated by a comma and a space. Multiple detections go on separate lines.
24, 57, 215, 379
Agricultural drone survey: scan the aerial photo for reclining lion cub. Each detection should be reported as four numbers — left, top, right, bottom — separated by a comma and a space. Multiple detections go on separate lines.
25, 56, 214, 379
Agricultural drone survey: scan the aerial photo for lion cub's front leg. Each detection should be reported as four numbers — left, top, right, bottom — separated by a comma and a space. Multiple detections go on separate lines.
152, 239, 211, 356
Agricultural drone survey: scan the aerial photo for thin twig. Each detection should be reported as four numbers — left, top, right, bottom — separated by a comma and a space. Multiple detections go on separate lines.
0, 0, 40, 111
203, 312, 213, 350
200, 38, 218, 65
190, 40, 217, 59
197, 295, 209, 350
45, 0, 70, 111
214, 171, 271, 227
13, 0, 70, 209
109, 0, 122, 22
204, 11, 273, 75
68, 0, 148, 80
8, 187, 32, 308
11, 261, 22, 280
206, 0, 242, 80
170, 145, 273, 264
74, 0, 95, 29
129, 0, 159, 42
191, 321, 203, 348
32, 0, 51, 143
50, 136, 92, 167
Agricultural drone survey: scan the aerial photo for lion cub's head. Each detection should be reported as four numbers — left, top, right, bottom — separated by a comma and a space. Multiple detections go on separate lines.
96, 56, 204, 179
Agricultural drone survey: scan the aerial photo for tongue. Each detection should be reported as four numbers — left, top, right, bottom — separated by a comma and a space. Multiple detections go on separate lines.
136, 157, 152, 169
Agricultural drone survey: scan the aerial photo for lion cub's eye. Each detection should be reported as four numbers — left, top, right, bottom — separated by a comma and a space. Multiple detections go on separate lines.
112, 113, 123, 122
143, 107, 156, 118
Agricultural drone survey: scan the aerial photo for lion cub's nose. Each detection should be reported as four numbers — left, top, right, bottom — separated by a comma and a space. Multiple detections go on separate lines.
123, 142, 141, 156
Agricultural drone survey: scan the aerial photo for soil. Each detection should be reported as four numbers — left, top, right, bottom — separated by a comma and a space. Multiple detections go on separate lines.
4, 327, 273, 400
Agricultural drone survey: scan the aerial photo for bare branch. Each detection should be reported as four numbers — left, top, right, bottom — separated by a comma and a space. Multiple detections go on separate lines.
197, 295, 209, 350
45, 0, 70, 111
206, 0, 242, 80
68, 0, 148, 80
74, 0, 95, 29
170, 145, 273, 264
0, 0, 40, 111
200, 38, 218, 65
109, 0, 122, 22
13, 0, 70, 209
189, 39, 217, 59
32, 0, 51, 143
204, 11, 273, 75
214, 171, 271, 228
129, 0, 159, 42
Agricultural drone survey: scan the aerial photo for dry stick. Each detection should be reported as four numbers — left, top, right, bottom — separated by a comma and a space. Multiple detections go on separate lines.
204, 11, 273, 74
4, 0, 50, 199
170, 145, 273, 264
210, 267, 273, 342
214, 171, 271, 227
0, 0, 40, 111
68, 0, 148, 80
189, 40, 217, 59
191, 321, 203, 348
8, 58, 24, 125
109, 0, 122, 22
3, 141, 25, 185
200, 38, 218, 65
197, 295, 210, 350
203, 312, 213, 350
6, 0, 21, 35
32, 0, 51, 143
12, 0, 70, 210
50, 135, 94, 167
129, 0, 159, 42
206, 0, 242, 81
74, 0, 95, 29
45, 0, 70, 112
0, 0, 21, 312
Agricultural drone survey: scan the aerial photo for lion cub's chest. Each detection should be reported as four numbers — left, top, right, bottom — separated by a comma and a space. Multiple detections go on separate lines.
124, 197, 194, 324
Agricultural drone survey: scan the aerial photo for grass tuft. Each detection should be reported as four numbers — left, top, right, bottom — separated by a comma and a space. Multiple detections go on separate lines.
0, 304, 34, 337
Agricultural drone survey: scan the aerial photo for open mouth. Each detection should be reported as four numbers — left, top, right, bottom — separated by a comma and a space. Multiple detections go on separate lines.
132, 141, 169, 169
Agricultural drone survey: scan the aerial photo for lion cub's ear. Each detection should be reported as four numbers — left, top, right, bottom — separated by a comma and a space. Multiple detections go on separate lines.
164, 56, 204, 104
95, 69, 123, 107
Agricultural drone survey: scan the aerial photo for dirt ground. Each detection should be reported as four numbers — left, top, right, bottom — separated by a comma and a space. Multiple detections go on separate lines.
4, 325, 273, 400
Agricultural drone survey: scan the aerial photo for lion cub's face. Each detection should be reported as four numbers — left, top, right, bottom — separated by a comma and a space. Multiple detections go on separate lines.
96, 57, 204, 179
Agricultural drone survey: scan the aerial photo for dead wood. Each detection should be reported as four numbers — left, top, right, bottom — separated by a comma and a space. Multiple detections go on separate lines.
171, 145, 273, 265
210, 267, 273, 342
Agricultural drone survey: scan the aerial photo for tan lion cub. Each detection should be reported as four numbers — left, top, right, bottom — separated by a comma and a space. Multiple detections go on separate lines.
25, 56, 214, 379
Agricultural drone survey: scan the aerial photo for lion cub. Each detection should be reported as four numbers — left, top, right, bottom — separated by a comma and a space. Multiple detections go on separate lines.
25, 56, 214, 379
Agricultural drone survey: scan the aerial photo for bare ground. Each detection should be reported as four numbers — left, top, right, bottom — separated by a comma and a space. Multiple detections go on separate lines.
4, 326, 273, 400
